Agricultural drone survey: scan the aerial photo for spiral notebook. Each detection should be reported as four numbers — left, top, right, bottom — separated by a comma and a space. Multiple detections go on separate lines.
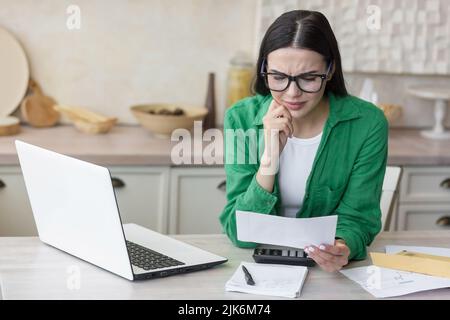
225, 262, 308, 298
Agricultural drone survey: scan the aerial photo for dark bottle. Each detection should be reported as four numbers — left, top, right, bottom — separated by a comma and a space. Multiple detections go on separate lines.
203, 72, 216, 131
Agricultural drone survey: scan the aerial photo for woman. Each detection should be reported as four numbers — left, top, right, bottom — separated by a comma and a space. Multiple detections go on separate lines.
219, 10, 388, 272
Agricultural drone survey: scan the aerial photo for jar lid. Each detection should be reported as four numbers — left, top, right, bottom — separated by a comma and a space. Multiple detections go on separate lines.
230, 51, 253, 67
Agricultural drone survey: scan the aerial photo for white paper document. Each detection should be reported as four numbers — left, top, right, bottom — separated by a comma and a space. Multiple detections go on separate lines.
225, 262, 308, 298
340, 265, 450, 298
340, 245, 450, 298
236, 210, 337, 248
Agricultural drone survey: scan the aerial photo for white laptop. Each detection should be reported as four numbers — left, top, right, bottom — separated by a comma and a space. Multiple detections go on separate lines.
15, 140, 227, 281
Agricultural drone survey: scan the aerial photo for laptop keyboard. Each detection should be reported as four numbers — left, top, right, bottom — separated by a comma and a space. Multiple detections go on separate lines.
126, 240, 185, 271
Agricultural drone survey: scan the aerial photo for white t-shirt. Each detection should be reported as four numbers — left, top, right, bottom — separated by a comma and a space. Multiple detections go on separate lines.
278, 132, 323, 218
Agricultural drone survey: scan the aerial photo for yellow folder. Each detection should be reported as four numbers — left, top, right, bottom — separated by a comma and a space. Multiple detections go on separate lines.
370, 251, 450, 279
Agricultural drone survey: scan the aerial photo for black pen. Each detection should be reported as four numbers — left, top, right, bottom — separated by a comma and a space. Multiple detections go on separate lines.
242, 265, 255, 285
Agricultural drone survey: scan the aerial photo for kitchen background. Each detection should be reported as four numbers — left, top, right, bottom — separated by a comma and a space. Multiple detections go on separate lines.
1, 0, 450, 127
1, 0, 257, 126
0, 0, 450, 236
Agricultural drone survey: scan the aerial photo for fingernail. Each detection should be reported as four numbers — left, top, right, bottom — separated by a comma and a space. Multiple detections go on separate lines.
304, 247, 309, 253
309, 247, 315, 252
319, 245, 325, 250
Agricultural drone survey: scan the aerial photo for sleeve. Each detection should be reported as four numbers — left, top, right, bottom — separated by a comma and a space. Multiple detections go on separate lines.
219, 111, 279, 248
334, 112, 389, 260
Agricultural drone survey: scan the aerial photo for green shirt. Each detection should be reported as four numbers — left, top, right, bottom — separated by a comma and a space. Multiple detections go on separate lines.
219, 92, 388, 260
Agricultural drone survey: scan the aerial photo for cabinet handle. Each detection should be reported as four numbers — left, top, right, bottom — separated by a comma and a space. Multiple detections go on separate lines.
436, 216, 450, 227
0, 179, 5, 189
439, 178, 450, 189
111, 177, 126, 189
217, 180, 226, 192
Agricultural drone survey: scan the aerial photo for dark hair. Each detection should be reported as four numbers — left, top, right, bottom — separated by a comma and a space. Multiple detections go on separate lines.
253, 10, 348, 97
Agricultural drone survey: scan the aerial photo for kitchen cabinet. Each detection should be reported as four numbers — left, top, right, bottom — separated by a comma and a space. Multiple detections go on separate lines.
0, 165, 226, 236
398, 204, 450, 230
396, 166, 450, 231
4, 162, 450, 234
109, 166, 169, 233
168, 167, 226, 234
0, 166, 36, 236
3, 127, 449, 235
0, 166, 171, 236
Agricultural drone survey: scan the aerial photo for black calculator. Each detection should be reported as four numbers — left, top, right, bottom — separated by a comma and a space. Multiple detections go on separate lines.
253, 244, 315, 267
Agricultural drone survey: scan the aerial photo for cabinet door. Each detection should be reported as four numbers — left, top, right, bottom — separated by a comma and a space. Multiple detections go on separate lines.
398, 204, 450, 231
169, 167, 227, 234
109, 167, 169, 233
0, 167, 36, 236
400, 167, 450, 203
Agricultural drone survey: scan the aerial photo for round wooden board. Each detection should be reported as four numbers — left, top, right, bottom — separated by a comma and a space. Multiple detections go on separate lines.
0, 27, 29, 116
0, 116, 20, 136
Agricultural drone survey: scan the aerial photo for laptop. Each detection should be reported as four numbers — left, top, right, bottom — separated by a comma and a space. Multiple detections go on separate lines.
15, 140, 227, 281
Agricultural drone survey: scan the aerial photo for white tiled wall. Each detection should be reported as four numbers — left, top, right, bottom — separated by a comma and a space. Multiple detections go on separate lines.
258, 0, 450, 75
257, 0, 450, 128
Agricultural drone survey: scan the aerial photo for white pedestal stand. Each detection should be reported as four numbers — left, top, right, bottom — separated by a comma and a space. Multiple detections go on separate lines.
407, 86, 450, 140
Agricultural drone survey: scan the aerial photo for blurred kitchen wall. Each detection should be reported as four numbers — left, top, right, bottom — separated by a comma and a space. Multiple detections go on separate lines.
0, 0, 257, 125
2, 0, 449, 128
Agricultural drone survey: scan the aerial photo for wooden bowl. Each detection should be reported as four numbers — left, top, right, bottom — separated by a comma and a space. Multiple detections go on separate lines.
53, 105, 117, 134
72, 118, 117, 134
130, 104, 208, 137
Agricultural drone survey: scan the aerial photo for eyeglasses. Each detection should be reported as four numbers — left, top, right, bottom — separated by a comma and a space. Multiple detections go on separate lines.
260, 58, 333, 93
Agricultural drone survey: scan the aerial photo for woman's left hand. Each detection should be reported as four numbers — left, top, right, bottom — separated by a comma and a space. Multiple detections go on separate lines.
304, 239, 350, 272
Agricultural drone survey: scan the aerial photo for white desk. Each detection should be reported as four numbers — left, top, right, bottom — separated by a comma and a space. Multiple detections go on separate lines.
0, 231, 449, 300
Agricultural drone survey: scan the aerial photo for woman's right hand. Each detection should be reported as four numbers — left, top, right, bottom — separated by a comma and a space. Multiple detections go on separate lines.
262, 98, 294, 156
256, 99, 294, 189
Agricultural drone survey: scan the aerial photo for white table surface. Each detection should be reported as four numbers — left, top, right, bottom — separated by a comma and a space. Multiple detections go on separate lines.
1, 231, 449, 300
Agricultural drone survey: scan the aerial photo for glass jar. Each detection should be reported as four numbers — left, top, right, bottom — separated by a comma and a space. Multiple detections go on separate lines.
226, 52, 254, 108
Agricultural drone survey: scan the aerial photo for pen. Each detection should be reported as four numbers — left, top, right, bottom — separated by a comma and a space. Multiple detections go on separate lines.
242, 265, 255, 285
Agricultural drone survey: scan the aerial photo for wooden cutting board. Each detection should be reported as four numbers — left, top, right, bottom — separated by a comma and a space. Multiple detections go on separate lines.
0, 116, 20, 136
0, 27, 29, 117
20, 79, 59, 127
